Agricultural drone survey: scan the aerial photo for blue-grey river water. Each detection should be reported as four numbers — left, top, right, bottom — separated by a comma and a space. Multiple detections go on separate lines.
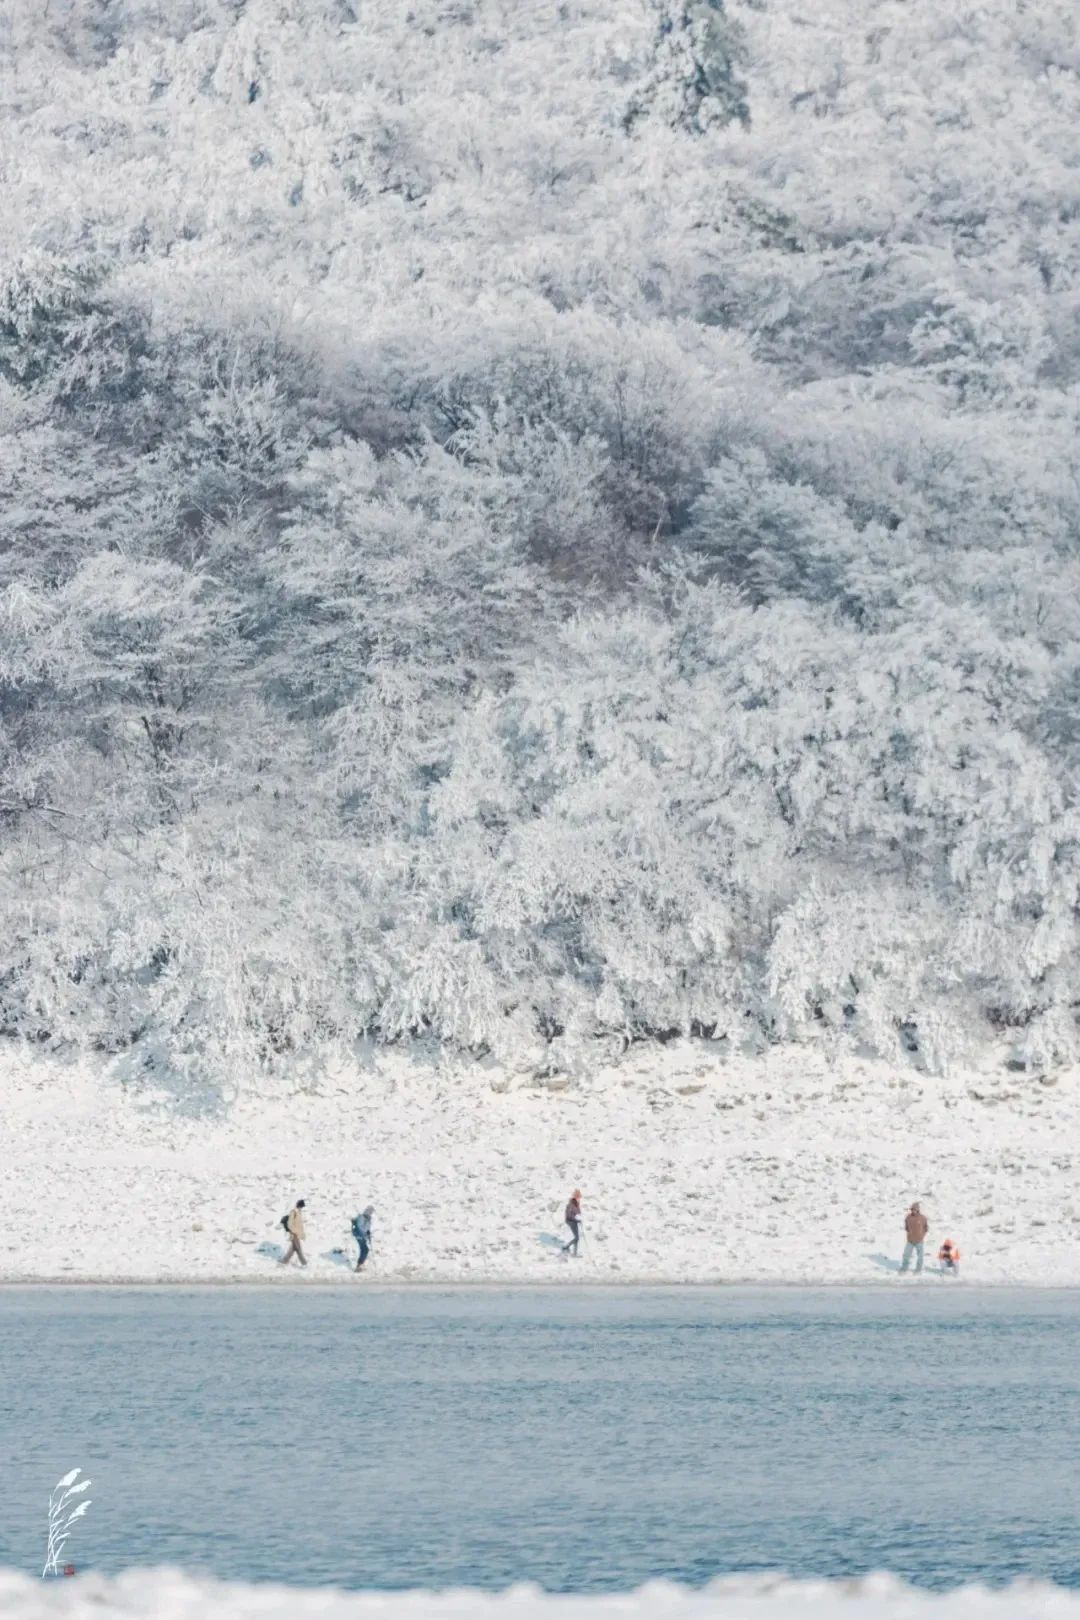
2, 1287, 1079, 1591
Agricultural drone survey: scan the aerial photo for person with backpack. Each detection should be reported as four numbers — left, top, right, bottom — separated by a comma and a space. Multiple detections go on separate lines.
562, 1189, 583, 1257
279, 1199, 307, 1267
351, 1206, 374, 1272
900, 1201, 928, 1273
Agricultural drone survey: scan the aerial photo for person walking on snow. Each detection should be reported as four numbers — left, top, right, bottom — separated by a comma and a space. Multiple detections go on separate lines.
280, 1199, 307, 1267
562, 1190, 583, 1257
900, 1202, 928, 1273
351, 1206, 374, 1272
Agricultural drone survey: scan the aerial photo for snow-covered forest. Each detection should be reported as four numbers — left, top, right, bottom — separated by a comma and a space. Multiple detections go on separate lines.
1, 0, 1078, 1092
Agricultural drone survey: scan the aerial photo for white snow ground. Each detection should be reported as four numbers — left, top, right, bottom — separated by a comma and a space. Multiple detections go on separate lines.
2, 1042, 1077, 1284
4, 1574, 1080, 1620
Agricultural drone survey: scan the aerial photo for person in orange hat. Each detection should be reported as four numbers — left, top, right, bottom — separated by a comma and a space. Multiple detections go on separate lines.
938, 1238, 960, 1276
562, 1190, 583, 1257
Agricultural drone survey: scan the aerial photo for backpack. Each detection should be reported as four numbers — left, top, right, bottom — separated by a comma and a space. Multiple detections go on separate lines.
280, 1213, 291, 1233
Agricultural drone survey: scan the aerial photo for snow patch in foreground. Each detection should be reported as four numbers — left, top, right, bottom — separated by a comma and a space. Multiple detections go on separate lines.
2, 1573, 1078, 1620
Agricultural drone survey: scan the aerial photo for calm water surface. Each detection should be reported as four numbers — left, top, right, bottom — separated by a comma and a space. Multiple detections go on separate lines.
2, 1287, 1079, 1590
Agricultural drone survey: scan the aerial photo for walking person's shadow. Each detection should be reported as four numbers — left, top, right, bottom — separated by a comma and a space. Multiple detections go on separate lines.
538, 1232, 566, 1253
322, 1248, 354, 1270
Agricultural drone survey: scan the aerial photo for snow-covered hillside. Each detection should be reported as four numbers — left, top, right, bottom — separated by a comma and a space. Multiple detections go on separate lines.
2, 1, 1080, 1092
3, 1046, 1077, 1283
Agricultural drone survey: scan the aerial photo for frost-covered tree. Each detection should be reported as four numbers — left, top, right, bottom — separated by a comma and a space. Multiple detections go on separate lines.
626, 0, 751, 134
1, 0, 1079, 1092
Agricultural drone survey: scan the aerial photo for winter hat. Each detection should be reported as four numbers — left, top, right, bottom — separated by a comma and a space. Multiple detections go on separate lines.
297, 1199, 306, 1209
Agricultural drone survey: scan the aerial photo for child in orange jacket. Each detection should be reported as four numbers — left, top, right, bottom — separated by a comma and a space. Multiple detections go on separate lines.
938, 1238, 960, 1275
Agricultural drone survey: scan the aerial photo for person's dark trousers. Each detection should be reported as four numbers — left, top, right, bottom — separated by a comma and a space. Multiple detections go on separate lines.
356, 1238, 370, 1270
563, 1218, 580, 1256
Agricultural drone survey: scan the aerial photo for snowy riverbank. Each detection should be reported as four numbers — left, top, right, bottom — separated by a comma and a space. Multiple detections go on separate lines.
3, 1043, 1078, 1285
4, 1573, 1080, 1620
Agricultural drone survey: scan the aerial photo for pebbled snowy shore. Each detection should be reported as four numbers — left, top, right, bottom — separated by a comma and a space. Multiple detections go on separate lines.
4, 1573, 1080, 1620
2, 1042, 1078, 1285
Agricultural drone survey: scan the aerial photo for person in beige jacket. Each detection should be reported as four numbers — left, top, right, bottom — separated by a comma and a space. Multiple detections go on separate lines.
900, 1202, 928, 1274
280, 1199, 307, 1267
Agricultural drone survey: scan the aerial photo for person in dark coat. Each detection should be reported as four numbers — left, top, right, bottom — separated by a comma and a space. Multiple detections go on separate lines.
351, 1206, 374, 1272
562, 1190, 583, 1257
